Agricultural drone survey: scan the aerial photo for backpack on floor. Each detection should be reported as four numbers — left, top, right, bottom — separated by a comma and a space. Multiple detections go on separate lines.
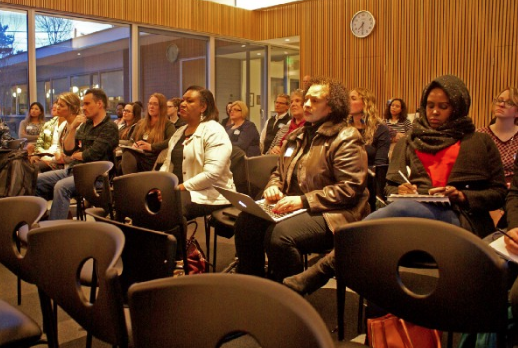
0, 150, 38, 197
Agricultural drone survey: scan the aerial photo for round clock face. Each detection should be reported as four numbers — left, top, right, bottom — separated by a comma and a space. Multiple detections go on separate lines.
350, 11, 376, 38
166, 44, 179, 63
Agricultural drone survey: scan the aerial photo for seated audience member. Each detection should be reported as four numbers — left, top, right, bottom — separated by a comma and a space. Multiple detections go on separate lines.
19, 102, 45, 146
114, 102, 125, 128
225, 100, 260, 157
235, 76, 370, 283
348, 87, 390, 166
260, 93, 291, 154
283, 74, 507, 295
220, 102, 233, 128
28, 101, 67, 172
36, 88, 119, 220
503, 150, 518, 252
477, 87, 518, 187
167, 97, 186, 128
121, 93, 175, 174
119, 102, 142, 141
383, 98, 412, 157
159, 85, 235, 220
267, 89, 306, 155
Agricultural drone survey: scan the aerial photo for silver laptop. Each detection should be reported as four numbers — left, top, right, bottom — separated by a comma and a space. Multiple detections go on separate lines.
214, 186, 307, 223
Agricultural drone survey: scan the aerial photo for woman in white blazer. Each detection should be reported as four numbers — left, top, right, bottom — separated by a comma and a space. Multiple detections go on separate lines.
160, 85, 235, 219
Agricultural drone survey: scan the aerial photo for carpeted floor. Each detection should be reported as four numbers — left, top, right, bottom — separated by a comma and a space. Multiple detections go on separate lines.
0, 216, 458, 347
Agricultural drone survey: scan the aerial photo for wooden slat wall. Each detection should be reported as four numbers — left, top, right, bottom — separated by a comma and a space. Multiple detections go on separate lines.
1, 0, 257, 39
259, 0, 518, 126
2, 0, 517, 127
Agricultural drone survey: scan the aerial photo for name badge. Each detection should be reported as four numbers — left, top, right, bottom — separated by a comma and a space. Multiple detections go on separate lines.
234, 130, 241, 135
284, 146, 294, 157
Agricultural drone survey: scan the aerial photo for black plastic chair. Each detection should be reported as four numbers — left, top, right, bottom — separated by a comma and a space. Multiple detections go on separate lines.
206, 152, 278, 271
86, 207, 177, 299
128, 274, 335, 348
26, 221, 129, 348
0, 299, 42, 348
72, 160, 114, 220
335, 217, 509, 348
112, 171, 187, 274
0, 196, 47, 347
0, 196, 47, 306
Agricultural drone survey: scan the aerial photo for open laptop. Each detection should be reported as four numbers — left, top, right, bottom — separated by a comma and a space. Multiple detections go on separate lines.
214, 186, 307, 223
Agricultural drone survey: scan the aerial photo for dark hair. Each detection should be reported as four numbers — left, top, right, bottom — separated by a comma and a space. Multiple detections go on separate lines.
308, 76, 350, 124
117, 102, 126, 108
383, 98, 408, 123
226, 101, 233, 116
183, 85, 219, 122
168, 97, 182, 108
127, 102, 142, 124
26, 102, 45, 123
84, 88, 108, 109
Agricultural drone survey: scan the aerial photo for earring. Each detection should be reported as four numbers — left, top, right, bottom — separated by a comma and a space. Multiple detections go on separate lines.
200, 112, 205, 121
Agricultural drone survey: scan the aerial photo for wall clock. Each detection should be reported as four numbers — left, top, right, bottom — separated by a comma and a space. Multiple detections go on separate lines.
166, 44, 179, 63
350, 10, 376, 38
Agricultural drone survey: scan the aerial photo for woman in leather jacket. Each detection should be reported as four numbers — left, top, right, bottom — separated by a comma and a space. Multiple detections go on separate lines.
234, 76, 370, 282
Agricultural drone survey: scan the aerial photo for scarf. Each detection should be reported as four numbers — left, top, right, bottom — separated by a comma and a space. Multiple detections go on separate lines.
407, 74, 475, 154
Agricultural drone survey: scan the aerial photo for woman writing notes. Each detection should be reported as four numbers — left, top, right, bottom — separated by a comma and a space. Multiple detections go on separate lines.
284, 75, 507, 295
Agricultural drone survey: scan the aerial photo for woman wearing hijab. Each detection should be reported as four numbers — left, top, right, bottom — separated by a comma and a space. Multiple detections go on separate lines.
283, 74, 507, 295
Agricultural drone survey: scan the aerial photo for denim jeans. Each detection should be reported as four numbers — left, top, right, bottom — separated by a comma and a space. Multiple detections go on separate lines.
365, 199, 461, 226
36, 168, 75, 220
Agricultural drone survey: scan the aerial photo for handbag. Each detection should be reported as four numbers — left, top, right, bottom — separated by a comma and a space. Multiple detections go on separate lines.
186, 221, 207, 275
367, 313, 441, 348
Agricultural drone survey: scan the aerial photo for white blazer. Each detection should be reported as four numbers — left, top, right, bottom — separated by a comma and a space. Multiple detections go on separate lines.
160, 120, 235, 205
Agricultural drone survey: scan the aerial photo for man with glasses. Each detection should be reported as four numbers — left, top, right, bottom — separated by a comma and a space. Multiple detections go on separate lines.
167, 97, 185, 128
260, 94, 291, 154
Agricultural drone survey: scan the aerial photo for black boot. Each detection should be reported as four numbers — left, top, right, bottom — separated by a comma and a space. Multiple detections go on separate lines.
283, 251, 336, 295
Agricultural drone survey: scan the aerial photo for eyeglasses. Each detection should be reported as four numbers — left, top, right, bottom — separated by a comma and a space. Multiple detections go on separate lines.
231, 108, 242, 112
275, 101, 289, 105
493, 98, 517, 108
148, 102, 159, 107
123, 109, 132, 113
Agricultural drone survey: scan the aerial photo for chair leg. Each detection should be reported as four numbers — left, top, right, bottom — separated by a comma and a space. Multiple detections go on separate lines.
213, 232, 218, 272
337, 280, 346, 341
357, 295, 364, 334
17, 276, 21, 305
204, 216, 211, 273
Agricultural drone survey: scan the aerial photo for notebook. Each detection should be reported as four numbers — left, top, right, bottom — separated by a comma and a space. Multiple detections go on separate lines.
387, 194, 450, 206
214, 186, 307, 223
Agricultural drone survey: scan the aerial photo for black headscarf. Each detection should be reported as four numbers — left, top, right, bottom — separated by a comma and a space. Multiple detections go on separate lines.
408, 75, 475, 154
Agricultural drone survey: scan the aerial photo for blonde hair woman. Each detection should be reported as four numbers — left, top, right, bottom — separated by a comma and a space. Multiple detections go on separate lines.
348, 87, 390, 165
121, 92, 175, 174
225, 100, 260, 156
476, 87, 518, 186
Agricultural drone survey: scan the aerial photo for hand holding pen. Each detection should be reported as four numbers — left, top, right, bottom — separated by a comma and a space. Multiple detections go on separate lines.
502, 227, 518, 255
397, 169, 417, 194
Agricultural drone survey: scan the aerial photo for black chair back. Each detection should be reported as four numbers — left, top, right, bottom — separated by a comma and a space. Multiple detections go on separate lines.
335, 217, 508, 345
73, 161, 114, 219
86, 207, 177, 298
245, 154, 278, 198
26, 221, 128, 347
128, 274, 335, 348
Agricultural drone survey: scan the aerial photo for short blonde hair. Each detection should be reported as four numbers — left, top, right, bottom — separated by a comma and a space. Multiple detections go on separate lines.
231, 100, 249, 120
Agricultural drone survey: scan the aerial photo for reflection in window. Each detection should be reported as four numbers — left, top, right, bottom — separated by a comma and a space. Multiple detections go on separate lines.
0, 9, 28, 119
35, 14, 129, 117
139, 29, 208, 104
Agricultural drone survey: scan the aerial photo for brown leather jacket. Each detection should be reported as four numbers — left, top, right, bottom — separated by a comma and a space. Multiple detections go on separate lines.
267, 120, 370, 232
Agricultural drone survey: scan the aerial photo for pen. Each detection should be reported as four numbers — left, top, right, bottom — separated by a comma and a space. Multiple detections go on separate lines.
398, 170, 411, 184
497, 228, 518, 244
